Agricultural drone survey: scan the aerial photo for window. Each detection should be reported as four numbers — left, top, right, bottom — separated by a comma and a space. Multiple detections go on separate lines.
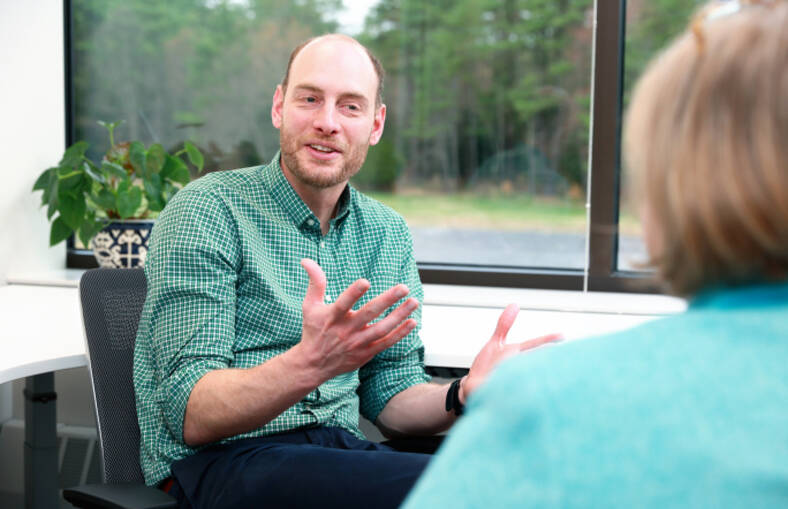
65, 0, 660, 292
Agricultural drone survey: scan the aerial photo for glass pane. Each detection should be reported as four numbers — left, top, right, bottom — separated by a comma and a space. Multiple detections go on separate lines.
72, 0, 594, 270
619, 0, 705, 271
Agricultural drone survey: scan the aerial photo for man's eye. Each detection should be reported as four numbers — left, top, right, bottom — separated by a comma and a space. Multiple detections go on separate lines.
346, 104, 359, 111
305, 97, 316, 103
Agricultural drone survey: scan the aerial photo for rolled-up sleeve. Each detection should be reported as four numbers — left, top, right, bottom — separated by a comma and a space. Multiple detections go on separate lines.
357, 223, 431, 423
140, 187, 241, 443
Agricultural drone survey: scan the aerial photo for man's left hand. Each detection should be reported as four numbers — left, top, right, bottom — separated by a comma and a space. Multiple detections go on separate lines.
460, 304, 562, 404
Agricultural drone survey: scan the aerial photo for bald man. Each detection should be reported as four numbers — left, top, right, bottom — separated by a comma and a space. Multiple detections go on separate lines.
134, 34, 554, 508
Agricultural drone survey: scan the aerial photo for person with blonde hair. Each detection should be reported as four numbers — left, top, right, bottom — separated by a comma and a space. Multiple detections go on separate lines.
403, 1, 788, 507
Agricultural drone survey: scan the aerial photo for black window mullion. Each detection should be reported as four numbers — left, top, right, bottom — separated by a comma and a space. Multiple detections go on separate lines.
419, 265, 583, 291
64, 0, 99, 268
64, 0, 73, 148
586, 0, 625, 290
585, 0, 660, 294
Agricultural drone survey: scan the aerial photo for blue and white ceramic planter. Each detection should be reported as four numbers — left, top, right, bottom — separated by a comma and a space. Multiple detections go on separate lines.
91, 220, 154, 268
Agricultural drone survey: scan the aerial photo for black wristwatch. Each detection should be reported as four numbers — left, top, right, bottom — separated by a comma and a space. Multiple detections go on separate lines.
445, 378, 465, 416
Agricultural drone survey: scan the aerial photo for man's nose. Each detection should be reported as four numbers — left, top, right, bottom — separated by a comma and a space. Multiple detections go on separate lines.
313, 104, 340, 135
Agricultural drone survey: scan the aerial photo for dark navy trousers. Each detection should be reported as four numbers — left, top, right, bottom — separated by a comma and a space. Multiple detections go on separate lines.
168, 427, 432, 509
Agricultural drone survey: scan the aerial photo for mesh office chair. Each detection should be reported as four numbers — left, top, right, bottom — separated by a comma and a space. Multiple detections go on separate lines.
64, 268, 175, 509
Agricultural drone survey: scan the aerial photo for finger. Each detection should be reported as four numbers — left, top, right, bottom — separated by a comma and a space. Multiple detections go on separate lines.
517, 333, 563, 352
331, 278, 371, 318
300, 258, 326, 308
352, 284, 409, 326
366, 318, 417, 355
357, 298, 419, 343
491, 303, 519, 345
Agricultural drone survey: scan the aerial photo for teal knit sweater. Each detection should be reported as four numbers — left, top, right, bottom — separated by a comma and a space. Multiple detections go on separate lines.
404, 283, 788, 508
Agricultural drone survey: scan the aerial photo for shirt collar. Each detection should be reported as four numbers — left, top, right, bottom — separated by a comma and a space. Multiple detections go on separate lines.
689, 280, 788, 310
261, 151, 353, 230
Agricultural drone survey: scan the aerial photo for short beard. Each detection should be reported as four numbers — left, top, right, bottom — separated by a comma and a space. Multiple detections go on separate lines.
280, 133, 369, 189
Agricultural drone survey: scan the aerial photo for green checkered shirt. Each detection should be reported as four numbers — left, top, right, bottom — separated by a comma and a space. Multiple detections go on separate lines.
133, 154, 431, 486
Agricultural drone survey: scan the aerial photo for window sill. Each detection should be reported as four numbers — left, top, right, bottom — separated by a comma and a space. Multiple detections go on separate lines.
421, 284, 686, 368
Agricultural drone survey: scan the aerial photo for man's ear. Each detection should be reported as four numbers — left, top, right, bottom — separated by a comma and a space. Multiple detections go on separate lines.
368, 104, 386, 146
271, 85, 284, 129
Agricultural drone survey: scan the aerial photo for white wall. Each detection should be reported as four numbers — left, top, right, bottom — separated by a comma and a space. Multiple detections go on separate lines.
0, 1, 71, 500
0, 0, 67, 281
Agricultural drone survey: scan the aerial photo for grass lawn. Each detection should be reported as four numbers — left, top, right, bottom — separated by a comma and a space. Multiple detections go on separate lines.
366, 190, 642, 235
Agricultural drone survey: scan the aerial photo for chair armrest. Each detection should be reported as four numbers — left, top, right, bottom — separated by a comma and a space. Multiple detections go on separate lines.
63, 482, 176, 509
382, 435, 445, 455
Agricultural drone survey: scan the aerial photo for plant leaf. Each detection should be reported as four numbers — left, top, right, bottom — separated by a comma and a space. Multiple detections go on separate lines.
97, 120, 122, 132
77, 212, 105, 248
161, 155, 190, 185
33, 167, 57, 192
145, 144, 166, 175
184, 141, 204, 173
59, 141, 89, 168
46, 175, 60, 218
128, 141, 146, 176
83, 161, 106, 184
144, 173, 165, 212
57, 167, 85, 193
49, 216, 73, 246
163, 182, 179, 203
57, 190, 87, 230
92, 189, 116, 211
101, 161, 128, 180
116, 184, 143, 219
134, 193, 149, 218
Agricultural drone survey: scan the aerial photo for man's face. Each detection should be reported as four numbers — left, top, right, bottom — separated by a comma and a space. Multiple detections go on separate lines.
271, 37, 386, 190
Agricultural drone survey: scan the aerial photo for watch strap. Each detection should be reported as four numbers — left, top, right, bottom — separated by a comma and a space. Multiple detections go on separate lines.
445, 378, 465, 416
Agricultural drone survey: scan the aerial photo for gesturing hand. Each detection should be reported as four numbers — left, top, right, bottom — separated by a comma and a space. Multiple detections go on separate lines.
295, 258, 419, 382
460, 304, 562, 403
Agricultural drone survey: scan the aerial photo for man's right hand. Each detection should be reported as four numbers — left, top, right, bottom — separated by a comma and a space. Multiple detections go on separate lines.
292, 258, 419, 383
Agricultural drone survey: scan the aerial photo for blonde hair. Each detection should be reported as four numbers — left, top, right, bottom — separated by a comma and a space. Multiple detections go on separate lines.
624, 1, 788, 296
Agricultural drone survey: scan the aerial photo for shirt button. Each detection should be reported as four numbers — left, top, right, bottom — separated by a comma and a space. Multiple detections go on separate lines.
306, 219, 315, 226
325, 295, 332, 303
319, 241, 325, 248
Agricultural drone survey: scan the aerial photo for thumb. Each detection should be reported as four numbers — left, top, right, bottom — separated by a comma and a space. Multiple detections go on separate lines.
301, 258, 326, 307
518, 333, 563, 352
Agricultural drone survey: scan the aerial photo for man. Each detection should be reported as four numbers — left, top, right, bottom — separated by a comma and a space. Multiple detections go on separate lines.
134, 34, 555, 508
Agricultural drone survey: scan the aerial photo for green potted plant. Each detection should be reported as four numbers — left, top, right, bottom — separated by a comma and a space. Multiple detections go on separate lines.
32, 120, 204, 267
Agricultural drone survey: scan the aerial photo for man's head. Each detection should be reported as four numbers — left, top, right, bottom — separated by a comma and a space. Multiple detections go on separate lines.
272, 34, 387, 192
624, 0, 788, 296
282, 34, 385, 108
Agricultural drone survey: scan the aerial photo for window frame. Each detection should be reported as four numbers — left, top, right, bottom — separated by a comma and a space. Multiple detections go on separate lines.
63, 0, 656, 293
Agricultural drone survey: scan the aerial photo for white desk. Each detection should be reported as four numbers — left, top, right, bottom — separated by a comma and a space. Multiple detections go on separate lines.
1, 284, 85, 384
0, 283, 85, 509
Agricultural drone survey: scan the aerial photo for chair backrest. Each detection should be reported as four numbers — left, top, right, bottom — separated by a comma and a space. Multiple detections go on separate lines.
80, 268, 148, 484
